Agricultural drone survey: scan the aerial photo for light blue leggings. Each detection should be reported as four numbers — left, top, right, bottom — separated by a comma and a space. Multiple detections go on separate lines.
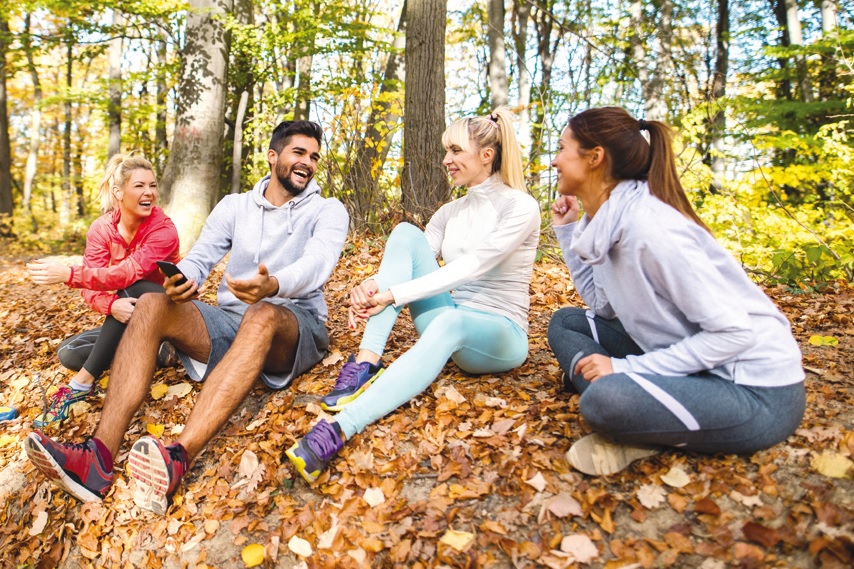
336, 223, 529, 438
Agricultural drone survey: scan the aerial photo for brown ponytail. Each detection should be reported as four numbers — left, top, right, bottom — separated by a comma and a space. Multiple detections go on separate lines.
568, 107, 708, 231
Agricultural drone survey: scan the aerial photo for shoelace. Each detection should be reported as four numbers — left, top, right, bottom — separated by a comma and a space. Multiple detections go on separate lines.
305, 422, 341, 459
334, 362, 368, 389
51, 386, 73, 404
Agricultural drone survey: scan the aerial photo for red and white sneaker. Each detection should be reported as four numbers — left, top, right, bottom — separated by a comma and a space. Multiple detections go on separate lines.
25, 431, 113, 502
127, 436, 188, 514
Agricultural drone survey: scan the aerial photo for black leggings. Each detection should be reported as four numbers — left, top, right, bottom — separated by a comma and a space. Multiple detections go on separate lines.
57, 280, 164, 378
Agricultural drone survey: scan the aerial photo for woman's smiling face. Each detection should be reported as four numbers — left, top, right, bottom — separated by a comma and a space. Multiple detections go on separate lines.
118, 168, 158, 220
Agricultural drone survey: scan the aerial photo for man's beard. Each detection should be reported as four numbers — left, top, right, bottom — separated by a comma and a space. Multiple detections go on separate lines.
275, 163, 310, 196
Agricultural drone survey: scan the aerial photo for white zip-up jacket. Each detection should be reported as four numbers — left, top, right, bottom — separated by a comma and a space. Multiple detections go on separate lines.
389, 175, 541, 332
555, 179, 803, 387
178, 175, 349, 321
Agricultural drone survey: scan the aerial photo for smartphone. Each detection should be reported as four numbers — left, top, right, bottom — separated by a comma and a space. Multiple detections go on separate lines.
156, 260, 188, 286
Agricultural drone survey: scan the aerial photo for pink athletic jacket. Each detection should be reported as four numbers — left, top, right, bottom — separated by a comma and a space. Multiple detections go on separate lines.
66, 206, 180, 315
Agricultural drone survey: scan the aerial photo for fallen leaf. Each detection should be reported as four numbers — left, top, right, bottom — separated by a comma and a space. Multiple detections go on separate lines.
0, 435, 16, 448
491, 418, 515, 434
238, 450, 259, 478
150, 383, 169, 400
524, 471, 547, 492
317, 518, 339, 549
165, 382, 192, 400
541, 493, 583, 521
661, 465, 691, 488
442, 385, 466, 404
322, 351, 344, 366
288, 535, 313, 557
363, 487, 385, 508
560, 534, 600, 563
28, 511, 48, 536
146, 423, 165, 438
440, 528, 474, 551
811, 451, 853, 478
808, 335, 838, 346
637, 484, 667, 509
241, 543, 265, 567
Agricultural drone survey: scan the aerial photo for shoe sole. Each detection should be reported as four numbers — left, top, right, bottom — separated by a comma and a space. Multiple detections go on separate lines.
25, 434, 104, 503
567, 434, 659, 476
320, 368, 385, 412
284, 443, 320, 484
128, 437, 171, 515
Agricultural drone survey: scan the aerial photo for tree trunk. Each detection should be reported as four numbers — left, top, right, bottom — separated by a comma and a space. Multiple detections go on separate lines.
344, 2, 406, 229
784, 0, 814, 103
60, 36, 74, 227
231, 90, 249, 194
155, 33, 169, 174
401, 0, 449, 225
488, 0, 509, 108
0, 17, 13, 224
22, 15, 42, 222
818, 0, 837, 100
529, 0, 558, 176
770, 0, 793, 102
161, 0, 230, 250
293, 0, 318, 121
645, 0, 673, 120
107, 10, 123, 159
708, 0, 730, 194
512, 0, 531, 154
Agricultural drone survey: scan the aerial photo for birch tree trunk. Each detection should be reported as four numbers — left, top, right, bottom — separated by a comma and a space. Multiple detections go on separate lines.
401, 0, 449, 224
784, 0, 814, 102
155, 34, 169, 174
488, 0, 509, 108
818, 0, 838, 100
60, 36, 74, 227
161, 0, 230, 249
22, 15, 42, 223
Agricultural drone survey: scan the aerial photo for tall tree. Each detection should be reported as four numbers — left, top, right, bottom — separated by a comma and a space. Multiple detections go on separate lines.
22, 14, 42, 221
512, 0, 531, 154
107, 10, 123, 158
529, 0, 559, 174
0, 15, 12, 224
401, 0, 448, 224
161, 0, 230, 249
293, 0, 319, 121
784, 0, 814, 103
488, 0, 508, 108
707, 0, 730, 194
344, 3, 406, 229
60, 32, 74, 226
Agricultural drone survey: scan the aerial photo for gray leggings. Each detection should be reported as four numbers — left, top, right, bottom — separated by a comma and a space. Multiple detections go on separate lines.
547, 307, 805, 455
57, 280, 164, 378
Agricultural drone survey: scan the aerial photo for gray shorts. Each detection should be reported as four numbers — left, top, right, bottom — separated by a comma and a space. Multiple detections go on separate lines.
177, 300, 329, 389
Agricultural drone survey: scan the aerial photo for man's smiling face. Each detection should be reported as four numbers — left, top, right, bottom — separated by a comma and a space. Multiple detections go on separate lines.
272, 134, 321, 196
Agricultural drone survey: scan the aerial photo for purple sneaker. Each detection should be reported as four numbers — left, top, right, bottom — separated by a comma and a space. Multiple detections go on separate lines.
285, 420, 344, 483
128, 436, 189, 515
320, 356, 384, 411
25, 431, 113, 502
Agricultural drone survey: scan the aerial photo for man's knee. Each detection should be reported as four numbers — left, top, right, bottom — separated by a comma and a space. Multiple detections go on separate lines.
241, 302, 294, 336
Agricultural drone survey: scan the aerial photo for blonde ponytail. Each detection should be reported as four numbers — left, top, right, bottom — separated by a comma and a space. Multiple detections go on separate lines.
441, 107, 527, 191
96, 153, 156, 212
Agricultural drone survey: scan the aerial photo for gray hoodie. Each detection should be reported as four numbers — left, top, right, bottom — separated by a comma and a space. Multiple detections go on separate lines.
555, 179, 803, 388
178, 175, 349, 321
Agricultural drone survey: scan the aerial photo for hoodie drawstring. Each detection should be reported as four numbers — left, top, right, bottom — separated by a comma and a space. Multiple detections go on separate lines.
254, 207, 265, 264
287, 202, 295, 234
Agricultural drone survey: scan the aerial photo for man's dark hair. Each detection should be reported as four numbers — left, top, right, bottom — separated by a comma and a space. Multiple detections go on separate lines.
269, 121, 323, 153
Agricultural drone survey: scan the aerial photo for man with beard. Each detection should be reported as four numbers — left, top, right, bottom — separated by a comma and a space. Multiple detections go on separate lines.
25, 121, 350, 513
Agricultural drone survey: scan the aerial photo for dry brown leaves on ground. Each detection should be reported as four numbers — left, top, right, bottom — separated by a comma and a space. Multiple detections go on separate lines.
0, 238, 853, 568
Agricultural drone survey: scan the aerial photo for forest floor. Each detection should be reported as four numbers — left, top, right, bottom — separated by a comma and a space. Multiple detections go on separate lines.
0, 237, 852, 569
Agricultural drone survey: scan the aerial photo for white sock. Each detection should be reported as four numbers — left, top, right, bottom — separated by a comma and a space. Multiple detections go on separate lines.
68, 378, 94, 392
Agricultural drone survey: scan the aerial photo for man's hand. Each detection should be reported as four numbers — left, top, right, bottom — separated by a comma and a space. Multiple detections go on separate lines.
226, 263, 278, 304
574, 354, 614, 382
551, 195, 581, 226
165, 273, 199, 303
110, 297, 137, 323
26, 259, 72, 285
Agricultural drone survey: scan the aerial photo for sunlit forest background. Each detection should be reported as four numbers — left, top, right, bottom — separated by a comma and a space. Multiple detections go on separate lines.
0, 0, 851, 288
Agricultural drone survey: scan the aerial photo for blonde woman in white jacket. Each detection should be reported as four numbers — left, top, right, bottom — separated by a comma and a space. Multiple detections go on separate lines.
548, 106, 805, 476
287, 108, 541, 483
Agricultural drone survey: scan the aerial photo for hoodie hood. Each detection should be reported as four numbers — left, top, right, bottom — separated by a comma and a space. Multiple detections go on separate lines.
570, 179, 646, 265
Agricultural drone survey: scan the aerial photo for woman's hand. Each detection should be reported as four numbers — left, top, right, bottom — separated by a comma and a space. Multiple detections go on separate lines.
26, 259, 72, 285
110, 297, 137, 323
574, 354, 613, 382
349, 278, 380, 310
551, 195, 581, 226
347, 289, 394, 329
